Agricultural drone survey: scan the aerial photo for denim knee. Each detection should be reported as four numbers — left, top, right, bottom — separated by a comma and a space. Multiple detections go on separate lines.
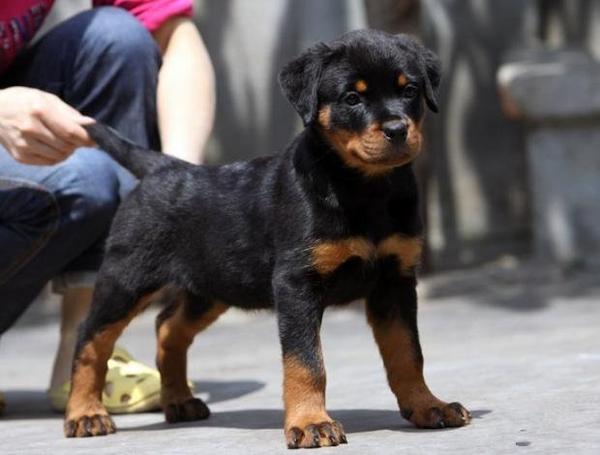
56, 148, 123, 231
0, 148, 123, 289
0, 180, 60, 285
74, 7, 161, 147
81, 7, 161, 72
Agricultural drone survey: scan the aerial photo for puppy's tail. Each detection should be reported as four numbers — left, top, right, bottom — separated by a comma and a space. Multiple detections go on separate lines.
84, 123, 179, 178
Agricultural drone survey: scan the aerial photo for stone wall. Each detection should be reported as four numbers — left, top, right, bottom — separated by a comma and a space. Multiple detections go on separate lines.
419, 0, 538, 269
499, 49, 600, 267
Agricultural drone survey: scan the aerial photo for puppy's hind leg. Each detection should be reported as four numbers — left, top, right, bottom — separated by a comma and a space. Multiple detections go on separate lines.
64, 274, 160, 438
155, 292, 228, 423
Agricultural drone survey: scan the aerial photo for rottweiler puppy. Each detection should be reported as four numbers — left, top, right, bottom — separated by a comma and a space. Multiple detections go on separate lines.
64, 29, 471, 448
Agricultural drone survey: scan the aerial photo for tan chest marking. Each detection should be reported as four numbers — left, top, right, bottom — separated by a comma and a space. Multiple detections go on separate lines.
311, 237, 376, 275
311, 234, 422, 276
377, 234, 423, 275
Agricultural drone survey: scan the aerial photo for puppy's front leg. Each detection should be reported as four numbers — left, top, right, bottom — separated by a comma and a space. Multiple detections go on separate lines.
274, 273, 347, 449
367, 271, 471, 429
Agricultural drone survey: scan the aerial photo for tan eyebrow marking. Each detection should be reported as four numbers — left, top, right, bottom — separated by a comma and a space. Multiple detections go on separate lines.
354, 79, 368, 93
397, 73, 409, 87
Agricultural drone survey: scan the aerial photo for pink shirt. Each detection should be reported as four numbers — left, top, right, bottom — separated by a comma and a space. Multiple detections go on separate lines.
0, 0, 193, 75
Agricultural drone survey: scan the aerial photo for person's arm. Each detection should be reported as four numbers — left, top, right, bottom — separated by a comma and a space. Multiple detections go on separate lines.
0, 87, 93, 165
153, 17, 215, 164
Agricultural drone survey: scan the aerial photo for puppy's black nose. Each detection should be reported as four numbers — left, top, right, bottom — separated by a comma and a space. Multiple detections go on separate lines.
382, 120, 408, 143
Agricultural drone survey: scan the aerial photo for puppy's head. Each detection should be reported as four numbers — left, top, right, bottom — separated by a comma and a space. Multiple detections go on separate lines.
279, 30, 441, 176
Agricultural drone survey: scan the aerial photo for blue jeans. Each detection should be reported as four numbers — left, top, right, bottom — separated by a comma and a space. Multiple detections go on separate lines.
0, 7, 161, 334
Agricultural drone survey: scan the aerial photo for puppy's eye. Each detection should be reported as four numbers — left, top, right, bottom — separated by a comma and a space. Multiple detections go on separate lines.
344, 92, 362, 106
403, 84, 419, 98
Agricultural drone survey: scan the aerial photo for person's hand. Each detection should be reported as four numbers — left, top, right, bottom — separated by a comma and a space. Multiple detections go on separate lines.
0, 86, 95, 165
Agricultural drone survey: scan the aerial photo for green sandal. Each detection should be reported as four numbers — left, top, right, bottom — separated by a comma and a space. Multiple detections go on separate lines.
48, 346, 187, 414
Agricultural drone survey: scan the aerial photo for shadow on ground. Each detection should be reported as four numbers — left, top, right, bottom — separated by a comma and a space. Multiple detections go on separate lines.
2, 386, 491, 435
119, 409, 492, 434
0, 379, 265, 420
194, 380, 265, 405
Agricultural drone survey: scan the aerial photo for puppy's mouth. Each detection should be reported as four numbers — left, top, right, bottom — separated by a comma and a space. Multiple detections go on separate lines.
355, 144, 415, 165
350, 119, 423, 168
318, 118, 423, 176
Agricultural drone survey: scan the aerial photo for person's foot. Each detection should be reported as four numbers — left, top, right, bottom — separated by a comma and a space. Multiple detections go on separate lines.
49, 346, 167, 413
48, 287, 192, 414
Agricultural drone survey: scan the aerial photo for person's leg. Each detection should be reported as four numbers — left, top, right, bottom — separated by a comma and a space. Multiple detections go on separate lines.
0, 6, 160, 327
49, 287, 93, 389
0, 147, 122, 334
5, 8, 160, 389
0, 6, 163, 408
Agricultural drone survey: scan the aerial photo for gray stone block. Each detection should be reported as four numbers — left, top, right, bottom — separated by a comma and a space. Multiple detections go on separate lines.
527, 126, 600, 265
499, 49, 600, 266
498, 50, 600, 121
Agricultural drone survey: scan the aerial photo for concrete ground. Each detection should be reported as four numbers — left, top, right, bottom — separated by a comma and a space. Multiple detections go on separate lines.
1, 262, 599, 454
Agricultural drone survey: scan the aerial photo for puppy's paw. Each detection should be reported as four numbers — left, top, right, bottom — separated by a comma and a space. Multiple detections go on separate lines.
285, 420, 347, 449
64, 412, 116, 437
402, 401, 471, 429
164, 397, 210, 423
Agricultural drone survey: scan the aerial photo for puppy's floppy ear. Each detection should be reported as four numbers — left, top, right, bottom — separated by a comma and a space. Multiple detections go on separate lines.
417, 47, 441, 113
398, 34, 442, 113
278, 43, 332, 125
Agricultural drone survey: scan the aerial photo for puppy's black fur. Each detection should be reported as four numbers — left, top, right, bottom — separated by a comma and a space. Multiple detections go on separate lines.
64, 30, 470, 448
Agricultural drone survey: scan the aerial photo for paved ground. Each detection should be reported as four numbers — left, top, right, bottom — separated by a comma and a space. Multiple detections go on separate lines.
1, 262, 599, 454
